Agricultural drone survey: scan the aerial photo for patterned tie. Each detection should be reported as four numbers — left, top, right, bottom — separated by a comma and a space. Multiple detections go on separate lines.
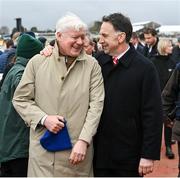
112, 56, 118, 65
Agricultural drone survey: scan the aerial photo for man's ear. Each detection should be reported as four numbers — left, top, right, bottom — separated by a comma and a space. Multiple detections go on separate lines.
56, 32, 62, 39
117, 32, 126, 44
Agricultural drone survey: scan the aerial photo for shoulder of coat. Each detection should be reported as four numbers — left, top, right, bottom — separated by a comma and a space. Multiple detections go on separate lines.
83, 53, 98, 65
29, 54, 47, 65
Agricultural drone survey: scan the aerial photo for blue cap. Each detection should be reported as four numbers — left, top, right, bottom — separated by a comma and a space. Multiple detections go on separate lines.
40, 122, 72, 152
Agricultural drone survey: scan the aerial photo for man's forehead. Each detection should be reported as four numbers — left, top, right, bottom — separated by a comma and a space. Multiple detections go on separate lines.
100, 22, 115, 33
62, 28, 86, 35
99, 28, 112, 36
144, 33, 153, 37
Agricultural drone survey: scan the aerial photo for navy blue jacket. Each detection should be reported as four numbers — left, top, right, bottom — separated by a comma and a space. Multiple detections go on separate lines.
0, 48, 16, 73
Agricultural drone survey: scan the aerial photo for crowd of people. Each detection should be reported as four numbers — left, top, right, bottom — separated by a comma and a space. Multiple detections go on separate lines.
0, 11, 180, 177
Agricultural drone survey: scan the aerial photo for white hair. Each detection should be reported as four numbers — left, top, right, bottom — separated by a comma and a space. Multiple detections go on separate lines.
55, 12, 88, 35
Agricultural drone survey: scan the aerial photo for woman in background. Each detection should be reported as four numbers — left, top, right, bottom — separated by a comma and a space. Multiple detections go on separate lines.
152, 39, 176, 159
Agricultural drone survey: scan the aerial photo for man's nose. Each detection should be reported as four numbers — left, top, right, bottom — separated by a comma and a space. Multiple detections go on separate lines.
76, 37, 83, 44
99, 37, 104, 44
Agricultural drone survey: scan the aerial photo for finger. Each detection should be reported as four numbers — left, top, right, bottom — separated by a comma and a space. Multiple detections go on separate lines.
138, 166, 143, 176
51, 129, 58, 134
69, 152, 74, 164
81, 154, 85, 161
71, 153, 84, 165
52, 126, 61, 133
77, 153, 83, 162
142, 167, 147, 175
71, 153, 79, 165
57, 122, 64, 128
146, 167, 152, 175
69, 152, 79, 165
147, 166, 153, 174
57, 116, 65, 122
150, 166, 153, 172
70, 158, 75, 165
69, 158, 73, 165
43, 51, 49, 56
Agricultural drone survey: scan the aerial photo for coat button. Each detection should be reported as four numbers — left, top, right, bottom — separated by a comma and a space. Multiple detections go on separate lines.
61, 76, 65, 80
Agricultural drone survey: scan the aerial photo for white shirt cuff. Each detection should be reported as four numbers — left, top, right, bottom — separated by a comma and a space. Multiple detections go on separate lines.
41, 115, 48, 125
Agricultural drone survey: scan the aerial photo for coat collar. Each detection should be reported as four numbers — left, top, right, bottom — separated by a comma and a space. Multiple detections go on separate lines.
100, 44, 137, 68
15, 56, 29, 67
117, 44, 136, 68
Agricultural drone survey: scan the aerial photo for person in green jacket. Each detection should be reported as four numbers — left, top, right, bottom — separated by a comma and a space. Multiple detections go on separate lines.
0, 34, 43, 177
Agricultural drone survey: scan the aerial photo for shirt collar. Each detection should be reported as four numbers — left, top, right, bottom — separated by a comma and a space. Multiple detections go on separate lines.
117, 44, 136, 68
134, 43, 138, 49
116, 45, 130, 60
98, 44, 135, 68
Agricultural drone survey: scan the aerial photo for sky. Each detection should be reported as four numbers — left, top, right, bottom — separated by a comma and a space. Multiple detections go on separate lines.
0, 0, 180, 32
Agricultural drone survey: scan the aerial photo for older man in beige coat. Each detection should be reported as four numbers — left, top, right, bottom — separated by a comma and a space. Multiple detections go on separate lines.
13, 13, 104, 177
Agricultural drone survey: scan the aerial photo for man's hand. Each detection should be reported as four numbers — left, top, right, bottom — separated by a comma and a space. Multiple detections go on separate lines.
69, 140, 88, 165
138, 158, 154, 176
44, 115, 64, 134
40, 45, 54, 56
164, 117, 174, 128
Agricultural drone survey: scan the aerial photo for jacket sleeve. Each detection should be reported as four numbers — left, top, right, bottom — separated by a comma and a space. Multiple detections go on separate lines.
162, 68, 180, 117
13, 70, 24, 89
141, 63, 163, 160
78, 61, 105, 144
12, 57, 47, 130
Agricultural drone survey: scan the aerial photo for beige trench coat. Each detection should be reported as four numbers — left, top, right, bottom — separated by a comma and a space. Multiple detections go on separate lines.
13, 43, 104, 177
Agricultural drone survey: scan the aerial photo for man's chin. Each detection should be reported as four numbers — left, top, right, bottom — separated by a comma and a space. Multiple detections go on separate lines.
71, 50, 83, 57
69, 52, 81, 57
103, 49, 109, 54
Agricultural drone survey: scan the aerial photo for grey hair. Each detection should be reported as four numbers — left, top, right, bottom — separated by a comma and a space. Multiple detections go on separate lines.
55, 12, 88, 35
86, 32, 94, 45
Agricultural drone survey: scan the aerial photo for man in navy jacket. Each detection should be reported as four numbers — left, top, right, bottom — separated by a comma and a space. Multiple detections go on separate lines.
93, 12, 163, 177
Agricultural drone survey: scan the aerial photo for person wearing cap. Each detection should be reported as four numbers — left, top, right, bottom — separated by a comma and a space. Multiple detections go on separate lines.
12, 13, 104, 177
0, 34, 43, 177
0, 31, 37, 90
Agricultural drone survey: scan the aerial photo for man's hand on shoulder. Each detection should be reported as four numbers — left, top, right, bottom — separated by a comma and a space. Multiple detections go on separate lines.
40, 45, 54, 57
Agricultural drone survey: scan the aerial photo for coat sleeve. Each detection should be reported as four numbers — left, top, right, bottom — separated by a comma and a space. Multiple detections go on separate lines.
12, 57, 47, 130
162, 68, 180, 117
141, 63, 163, 160
78, 61, 105, 144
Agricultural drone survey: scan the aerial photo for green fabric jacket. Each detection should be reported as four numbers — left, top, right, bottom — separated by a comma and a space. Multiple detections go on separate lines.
0, 56, 29, 162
